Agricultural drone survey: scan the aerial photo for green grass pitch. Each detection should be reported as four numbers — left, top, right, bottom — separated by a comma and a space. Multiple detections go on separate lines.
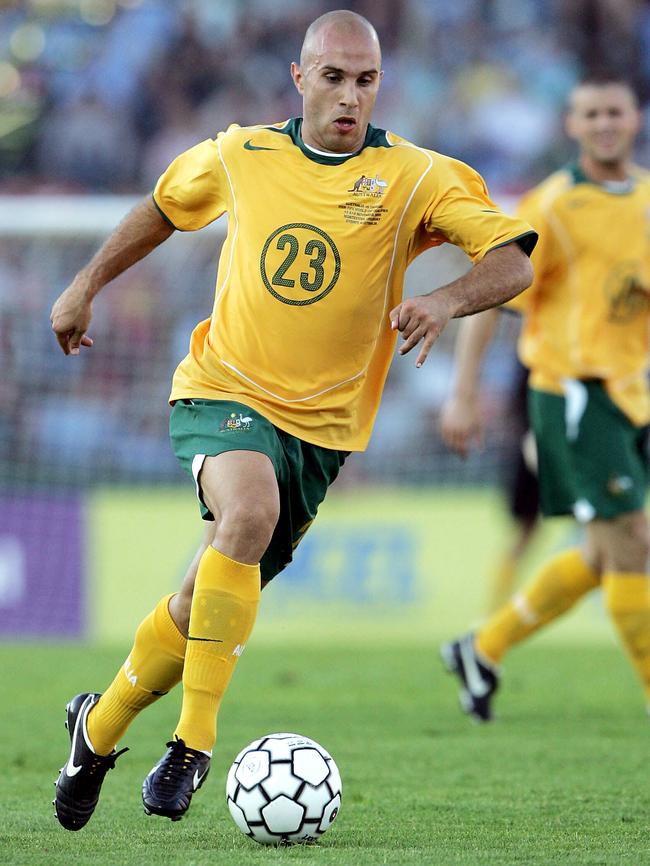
1, 640, 648, 866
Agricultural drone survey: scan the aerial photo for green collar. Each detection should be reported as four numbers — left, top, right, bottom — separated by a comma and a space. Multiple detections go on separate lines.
567, 161, 635, 194
269, 117, 390, 165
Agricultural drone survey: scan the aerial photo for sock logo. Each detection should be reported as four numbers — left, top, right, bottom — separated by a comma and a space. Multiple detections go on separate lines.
232, 644, 246, 657
123, 656, 138, 687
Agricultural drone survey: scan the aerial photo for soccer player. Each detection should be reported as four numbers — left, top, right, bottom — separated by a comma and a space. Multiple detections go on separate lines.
50, 10, 535, 829
440, 73, 650, 722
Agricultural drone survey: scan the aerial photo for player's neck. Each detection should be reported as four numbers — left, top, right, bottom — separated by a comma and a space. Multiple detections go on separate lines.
579, 154, 630, 184
300, 120, 365, 156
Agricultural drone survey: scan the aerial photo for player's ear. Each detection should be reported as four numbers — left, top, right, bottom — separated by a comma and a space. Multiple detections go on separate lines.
290, 62, 304, 95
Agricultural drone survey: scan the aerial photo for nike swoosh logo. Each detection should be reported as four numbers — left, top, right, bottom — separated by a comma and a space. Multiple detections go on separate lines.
243, 139, 277, 151
459, 637, 490, 698
65, 697, 90, 777
193, 767, 209, 790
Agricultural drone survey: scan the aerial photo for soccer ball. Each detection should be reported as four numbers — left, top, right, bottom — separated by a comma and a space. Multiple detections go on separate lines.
226, 732, 342, 845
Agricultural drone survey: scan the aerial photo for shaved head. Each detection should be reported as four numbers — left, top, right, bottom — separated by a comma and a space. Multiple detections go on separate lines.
291, 10, 382, 154
300, 10, 381, 69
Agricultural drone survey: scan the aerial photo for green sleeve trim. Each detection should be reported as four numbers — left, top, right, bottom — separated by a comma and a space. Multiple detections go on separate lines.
488, 230, 538, 257
151, 193, 179, 231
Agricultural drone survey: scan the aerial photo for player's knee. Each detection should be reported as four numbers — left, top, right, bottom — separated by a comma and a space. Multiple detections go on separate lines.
217, 499, 279, 559
608, 511, 650, 572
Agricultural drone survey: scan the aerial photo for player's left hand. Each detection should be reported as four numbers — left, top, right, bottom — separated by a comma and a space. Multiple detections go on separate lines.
389, 292, 453, 367
50, 282, 95, 356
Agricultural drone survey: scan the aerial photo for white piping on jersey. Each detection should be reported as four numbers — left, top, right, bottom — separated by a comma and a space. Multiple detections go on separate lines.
219, 359, 366, 403
213, 134, 240, 311
214, 128, 432, 404
301, 139, 357, 158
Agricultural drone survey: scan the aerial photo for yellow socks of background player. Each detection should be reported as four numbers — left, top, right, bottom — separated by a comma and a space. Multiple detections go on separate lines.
87, 593, 186, 755
174, 545, 260, 752
603, 573, 650, 703
476, 548, 599, 664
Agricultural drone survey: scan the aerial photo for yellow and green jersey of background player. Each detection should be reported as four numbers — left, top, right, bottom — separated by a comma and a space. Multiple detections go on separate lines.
154, 118, 535, 451
508, 163, 650, 426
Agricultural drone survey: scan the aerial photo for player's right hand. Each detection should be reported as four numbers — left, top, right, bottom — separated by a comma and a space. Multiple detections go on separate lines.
439, 396, 482, 459
50, 283, 94, 356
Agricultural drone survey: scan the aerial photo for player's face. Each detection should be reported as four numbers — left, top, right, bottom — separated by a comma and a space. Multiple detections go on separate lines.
566, 84, 640, 168
291, 30, 382, 154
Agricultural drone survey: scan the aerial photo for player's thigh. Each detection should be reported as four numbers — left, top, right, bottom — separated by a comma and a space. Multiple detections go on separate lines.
199, 449, 280, 532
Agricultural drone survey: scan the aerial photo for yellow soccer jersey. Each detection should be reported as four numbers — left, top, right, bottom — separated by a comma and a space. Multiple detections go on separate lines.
154, 118, 536, 450
509, 163, 650, 425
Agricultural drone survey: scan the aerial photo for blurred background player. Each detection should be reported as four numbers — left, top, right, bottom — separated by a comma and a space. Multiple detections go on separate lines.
489, 361, 540, 613
440, 73, 650, 722
444, 320, 541, 614
49, 9, 535, 829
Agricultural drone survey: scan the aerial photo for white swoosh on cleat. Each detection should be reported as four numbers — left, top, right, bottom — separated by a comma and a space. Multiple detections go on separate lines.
193, 768, 209, 790
459, 638, 490, 698
65, 700, 89, 777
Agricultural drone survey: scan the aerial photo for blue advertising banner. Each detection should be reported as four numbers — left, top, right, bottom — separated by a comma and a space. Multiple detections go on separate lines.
0, 494, 85, 637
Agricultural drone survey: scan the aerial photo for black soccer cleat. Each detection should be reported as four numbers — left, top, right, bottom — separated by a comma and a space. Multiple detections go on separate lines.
54, 692, 128, 831
142, 736, 211, 821
440, 633, 500, 722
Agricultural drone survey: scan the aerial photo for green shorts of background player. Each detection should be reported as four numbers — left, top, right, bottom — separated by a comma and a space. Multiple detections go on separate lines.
529, 381, 648, 521
442, 380, 650, 723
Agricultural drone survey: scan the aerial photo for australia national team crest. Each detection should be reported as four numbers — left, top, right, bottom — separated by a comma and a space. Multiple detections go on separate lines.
340, 174, 389, 226
348, 173, 388, 197
220, 412, 254, 432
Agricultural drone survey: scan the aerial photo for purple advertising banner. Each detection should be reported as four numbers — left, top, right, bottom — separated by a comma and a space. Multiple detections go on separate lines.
0, 494, 85, 638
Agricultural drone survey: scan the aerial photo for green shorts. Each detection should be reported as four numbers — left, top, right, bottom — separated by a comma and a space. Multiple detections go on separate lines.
169, 399, 348, 581
528, 381, 648, 521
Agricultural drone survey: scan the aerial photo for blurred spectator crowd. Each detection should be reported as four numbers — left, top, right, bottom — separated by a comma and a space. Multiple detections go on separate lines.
2, 0, 650, 194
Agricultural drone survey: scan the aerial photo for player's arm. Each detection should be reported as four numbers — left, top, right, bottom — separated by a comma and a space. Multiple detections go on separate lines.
389, 240, 532, 368
439, 307, 500, 458
50, 197, 174, 355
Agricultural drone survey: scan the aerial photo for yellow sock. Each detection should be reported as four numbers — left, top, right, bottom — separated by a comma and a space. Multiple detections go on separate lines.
603, 572, 650, 703
476, 548, 599, 664
174, 545, 260, 752
87, 593, 186, 755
